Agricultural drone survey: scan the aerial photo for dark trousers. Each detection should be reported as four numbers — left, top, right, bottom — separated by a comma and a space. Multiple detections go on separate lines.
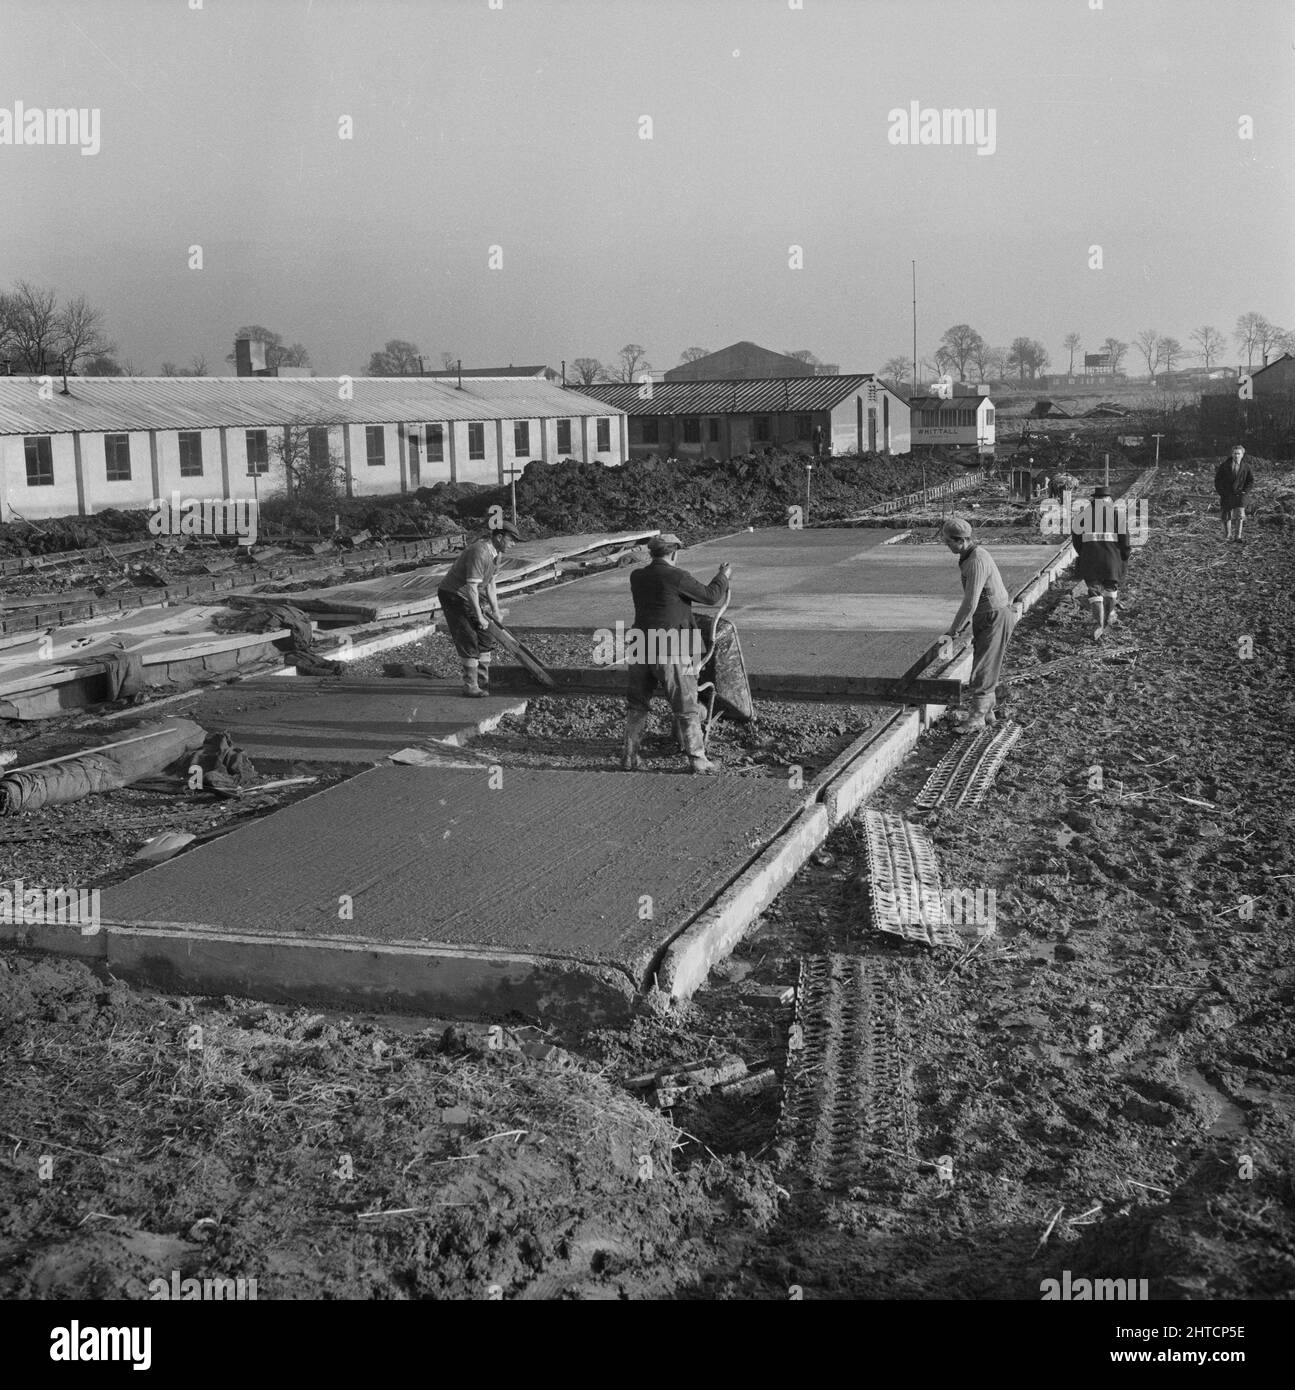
437, 590, 495, 660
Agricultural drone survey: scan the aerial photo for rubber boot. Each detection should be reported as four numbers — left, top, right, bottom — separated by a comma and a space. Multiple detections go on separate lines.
1103, 594, 1119, 628
1088, 595, 1105, 642
622, 709, 649, 771
681, 713, 718, 773
477, 651, 492, 688
1234, 518, 1245, 543
461, 659, 485, 698
1224, 521, 1233, 541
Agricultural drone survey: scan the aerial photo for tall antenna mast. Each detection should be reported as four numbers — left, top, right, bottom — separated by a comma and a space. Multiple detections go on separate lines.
911, 260, 918, 390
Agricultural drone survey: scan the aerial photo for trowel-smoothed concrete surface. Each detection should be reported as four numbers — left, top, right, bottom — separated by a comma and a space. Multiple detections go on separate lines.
99, 764, 803, 985
508, 529, 1058, 679
184, 678, 525, 762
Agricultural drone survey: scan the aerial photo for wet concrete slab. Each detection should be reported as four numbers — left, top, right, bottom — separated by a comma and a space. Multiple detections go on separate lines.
182, 678, 526, 762
508, 529, 1057, 679
97, 764, 803, 992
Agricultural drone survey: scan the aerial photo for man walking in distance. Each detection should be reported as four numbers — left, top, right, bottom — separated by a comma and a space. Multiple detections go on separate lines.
436, 520, 520, 697
940, 516, 1016, 734
622, 533, 731, 774
1215, 444, 1255, 543
1072, 484, 1132, 642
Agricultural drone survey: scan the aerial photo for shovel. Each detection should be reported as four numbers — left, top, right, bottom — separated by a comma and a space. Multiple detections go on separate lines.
484, 615, 556, 688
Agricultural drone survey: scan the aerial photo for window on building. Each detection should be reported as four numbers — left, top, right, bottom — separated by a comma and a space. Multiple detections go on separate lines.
641, 419, 659, 445
985, 408, 995, 427
709, 419, 720, 443
308, 428, 331, 471
24, 436, 54, 486
245, 430, 269, 475
596, 417, 611, 452
468, 423, 485, 460
178, 431, 204, 478
794, 414, 812, 439
754, 417, 772, 443
556, 419, 572, 454
105, 433, 132, 481
514, 421, 530, 456
365, 426, 386, 467
426, 423, 444, 462
682, 418, 701, 444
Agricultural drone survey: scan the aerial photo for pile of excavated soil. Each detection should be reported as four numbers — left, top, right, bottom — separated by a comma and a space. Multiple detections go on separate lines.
0, 955, 781, 1300
421, 451, 967, 537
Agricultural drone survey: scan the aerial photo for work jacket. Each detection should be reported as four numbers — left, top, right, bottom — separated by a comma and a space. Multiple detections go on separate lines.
1214, 458, 1255, 505
1072, 515, 1131, 586
629, 559, 728, 635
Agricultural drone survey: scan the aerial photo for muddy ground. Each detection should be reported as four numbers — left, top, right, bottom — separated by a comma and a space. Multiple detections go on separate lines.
0, 459, 1291, 1300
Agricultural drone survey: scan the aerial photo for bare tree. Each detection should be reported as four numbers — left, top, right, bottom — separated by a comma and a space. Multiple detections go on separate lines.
1062, 332, 1082, 374
986, 346, 1009, 382
679, 346, 710, 364
612, 343, 651, 383
1134, 329, 1162, 376
1256, 318, 1285, 364
1158, 336, 1183, 372
368, 339, 423, 375
1007, 337, 1049, 381
938, 324, 986, 379
5, 281, 61, 372
1234, 312, 1270, 368
1101, 336, 1129, 374
881, 355, 912, 385
1190, 325, 1226, 369
968, 339, 995, 382
189, 354, 208, 376
56, 292, 114, 371
160, 361, 181, 377
570, 357, 604, 387
783, 349, 821, 366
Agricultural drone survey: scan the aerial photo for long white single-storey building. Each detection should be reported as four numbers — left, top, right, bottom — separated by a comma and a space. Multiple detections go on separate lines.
0, 376, 627, 519
578, 375, 911, 459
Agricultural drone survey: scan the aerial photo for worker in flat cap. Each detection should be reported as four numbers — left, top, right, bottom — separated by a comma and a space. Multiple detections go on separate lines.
436, 520, 520, 697
1071, 485, 1131, 642
940, 516, 1016, 733
622, 532, 731, 774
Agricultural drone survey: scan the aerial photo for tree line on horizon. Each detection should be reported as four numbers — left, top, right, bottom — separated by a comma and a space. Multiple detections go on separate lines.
2, 282, 1291, 390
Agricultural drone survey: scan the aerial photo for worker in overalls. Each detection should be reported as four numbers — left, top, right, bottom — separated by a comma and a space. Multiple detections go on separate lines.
940, 516, 1016, 733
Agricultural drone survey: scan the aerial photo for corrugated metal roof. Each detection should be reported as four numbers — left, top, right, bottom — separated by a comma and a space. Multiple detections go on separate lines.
0, 377, 619, 437
907, 396, 991, 413
576, 375, 891, 415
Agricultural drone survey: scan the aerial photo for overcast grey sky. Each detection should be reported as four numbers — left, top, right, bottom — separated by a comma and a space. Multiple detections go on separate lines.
2, 0, 1291, 376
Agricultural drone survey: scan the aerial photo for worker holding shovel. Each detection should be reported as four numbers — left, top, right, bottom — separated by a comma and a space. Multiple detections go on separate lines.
622, 533, 731, 774
436, 521, 520, 697
940, 516, 1016, 734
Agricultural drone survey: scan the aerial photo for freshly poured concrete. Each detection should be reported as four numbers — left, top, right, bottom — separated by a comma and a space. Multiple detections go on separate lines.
93, 765, 803, 1018
183, 677, 526, 762
509, 529, 1057, 679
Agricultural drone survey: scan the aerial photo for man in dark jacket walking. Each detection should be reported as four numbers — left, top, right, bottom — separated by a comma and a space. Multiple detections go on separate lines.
1214, 445, 1255, 542
1072, 485, 1132, 641
622, 533, 731, 774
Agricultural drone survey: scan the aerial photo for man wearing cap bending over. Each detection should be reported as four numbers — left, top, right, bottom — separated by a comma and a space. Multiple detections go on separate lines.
436, 521, 520, 697
940, 516, 1016, 734
622, 533, 731, 774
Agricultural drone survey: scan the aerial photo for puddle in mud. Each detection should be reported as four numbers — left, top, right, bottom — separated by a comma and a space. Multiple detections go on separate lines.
1181, 1067, 1248, 1137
